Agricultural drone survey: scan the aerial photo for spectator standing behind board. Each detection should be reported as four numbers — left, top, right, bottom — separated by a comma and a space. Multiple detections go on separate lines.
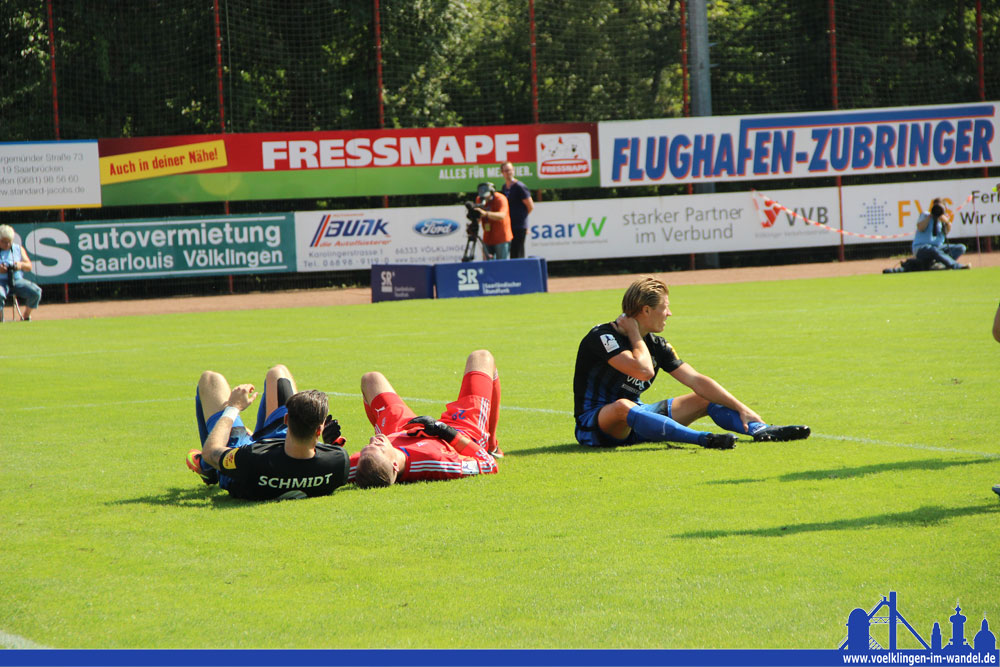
500, 161, 534, 259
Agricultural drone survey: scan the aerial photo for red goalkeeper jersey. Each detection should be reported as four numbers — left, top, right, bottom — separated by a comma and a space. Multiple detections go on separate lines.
348, 432, 498, 483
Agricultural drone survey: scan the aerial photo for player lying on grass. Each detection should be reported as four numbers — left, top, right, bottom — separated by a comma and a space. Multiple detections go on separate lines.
349, 349, 502, 488
573, 277, 810, 450
186, 365, 350, 500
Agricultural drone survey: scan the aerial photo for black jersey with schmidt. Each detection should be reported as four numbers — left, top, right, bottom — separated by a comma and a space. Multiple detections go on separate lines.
573, 322, 684, 418
221, 439, 350, 501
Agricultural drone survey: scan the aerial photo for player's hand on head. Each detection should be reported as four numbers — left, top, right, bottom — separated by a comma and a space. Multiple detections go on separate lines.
227, 384, 257, 411
615, 313, 639, 337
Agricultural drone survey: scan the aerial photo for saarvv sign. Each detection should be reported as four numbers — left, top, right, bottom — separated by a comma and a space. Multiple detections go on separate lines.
599, 101, 999, 187
97, 123, 597, 206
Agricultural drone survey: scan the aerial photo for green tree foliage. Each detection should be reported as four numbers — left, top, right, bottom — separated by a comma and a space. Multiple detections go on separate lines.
224, 0, 376, 132
1, 0, 997, 142
1, 0, 53, 140
536, 0, 682, 121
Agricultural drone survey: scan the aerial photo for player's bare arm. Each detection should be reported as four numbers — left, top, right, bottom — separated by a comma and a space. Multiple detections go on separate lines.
608, 314, 655, 380
202, 384, 257, 469
669, 363, 763, 429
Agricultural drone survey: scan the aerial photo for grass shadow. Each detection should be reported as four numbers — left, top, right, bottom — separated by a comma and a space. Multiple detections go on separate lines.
109, 486, 247, 508
705, 457, 995, 486
110, 482, 366, 507
673, 503, 999, 539
510, 441, 689, 457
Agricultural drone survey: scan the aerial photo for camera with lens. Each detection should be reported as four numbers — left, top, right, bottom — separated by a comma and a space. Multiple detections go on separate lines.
464, 201, 483, 237
460, 182, 497, 262
464, 200, 484, 223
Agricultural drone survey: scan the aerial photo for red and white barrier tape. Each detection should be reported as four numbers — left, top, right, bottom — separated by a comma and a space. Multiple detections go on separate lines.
750, 189, 974, 240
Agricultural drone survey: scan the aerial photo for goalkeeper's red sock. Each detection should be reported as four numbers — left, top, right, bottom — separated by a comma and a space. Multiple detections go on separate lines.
487, 371, 501, 452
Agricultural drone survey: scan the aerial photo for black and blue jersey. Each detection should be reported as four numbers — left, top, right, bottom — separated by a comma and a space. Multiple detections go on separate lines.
573, 322, 684, 420
220, 440, 350, 501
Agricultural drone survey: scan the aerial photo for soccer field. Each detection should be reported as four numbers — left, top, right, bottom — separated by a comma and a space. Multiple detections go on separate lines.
1, 268, 998, 649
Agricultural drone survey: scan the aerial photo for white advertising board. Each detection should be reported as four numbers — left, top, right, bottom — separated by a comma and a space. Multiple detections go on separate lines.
295, 206, 470, 272
293, 177, 1000, 271
0, 140, 101, 210
599, 102, 1000, 187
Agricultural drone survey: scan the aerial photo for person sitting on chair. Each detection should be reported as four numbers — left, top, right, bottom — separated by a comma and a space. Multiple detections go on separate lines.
0, 224, 42, 321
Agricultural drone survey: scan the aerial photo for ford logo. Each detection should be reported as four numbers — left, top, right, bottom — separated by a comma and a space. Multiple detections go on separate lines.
415, 218, 460, 236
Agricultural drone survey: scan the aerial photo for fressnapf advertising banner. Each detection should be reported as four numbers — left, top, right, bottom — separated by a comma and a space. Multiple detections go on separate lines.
97, 123, 597, 206
599, 102, 1000, 187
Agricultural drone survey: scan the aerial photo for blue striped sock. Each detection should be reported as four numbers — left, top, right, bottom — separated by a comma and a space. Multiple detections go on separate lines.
706, 402, 764, 435
627, 405, 706, 445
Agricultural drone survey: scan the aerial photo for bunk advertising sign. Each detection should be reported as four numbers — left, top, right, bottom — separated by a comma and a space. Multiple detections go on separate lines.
599, 101, 1000, 187
7, 214, 295, 284
96, 123, 598, 206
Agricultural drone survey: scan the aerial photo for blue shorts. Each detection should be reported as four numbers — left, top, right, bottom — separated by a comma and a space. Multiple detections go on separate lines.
194, 383, 289, 488
202, 405, 287, 445
574, 399, 672, 447
204, 406, 287, 491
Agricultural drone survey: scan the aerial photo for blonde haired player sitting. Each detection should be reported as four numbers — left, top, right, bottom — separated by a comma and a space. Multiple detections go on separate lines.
573, 277, 809, 449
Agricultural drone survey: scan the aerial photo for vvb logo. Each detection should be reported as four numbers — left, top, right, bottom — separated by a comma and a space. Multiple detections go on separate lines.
457, 267, 481, 292
759, 198, 782, 228
310, 214, 389, 247
414, 219, 459, 237
755, 195, 829, 229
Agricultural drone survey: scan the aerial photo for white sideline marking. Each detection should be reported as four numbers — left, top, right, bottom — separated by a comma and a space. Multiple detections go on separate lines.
10, 397, 189, 412
5, 395, 997, 459
0, 630, 45, 648
327, 392, 571, 415
812, 433, 1000, 460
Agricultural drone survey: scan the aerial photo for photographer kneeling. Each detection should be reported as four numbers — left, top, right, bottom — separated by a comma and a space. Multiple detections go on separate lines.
912, 198, 968, 270
471, 182, 512, 260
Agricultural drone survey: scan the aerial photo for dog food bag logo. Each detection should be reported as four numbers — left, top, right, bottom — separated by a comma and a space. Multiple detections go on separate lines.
414, 218, 459, 237
536, 133, 592, 179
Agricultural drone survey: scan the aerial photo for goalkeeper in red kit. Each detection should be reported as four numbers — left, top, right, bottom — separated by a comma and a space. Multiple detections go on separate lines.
349, 350, 503, 488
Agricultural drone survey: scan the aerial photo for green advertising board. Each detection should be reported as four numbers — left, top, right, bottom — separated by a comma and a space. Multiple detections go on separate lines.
94, 124, 598, 206
99, 162, 599, 206
11, 214, 296, 284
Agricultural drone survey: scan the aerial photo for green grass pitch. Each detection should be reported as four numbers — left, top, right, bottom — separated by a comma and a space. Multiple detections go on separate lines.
1, 268, 998, 649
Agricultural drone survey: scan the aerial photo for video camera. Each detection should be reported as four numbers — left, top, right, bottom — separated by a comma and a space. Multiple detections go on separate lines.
461, 182, 496, 262
462, 202, 482, 262
464, 200, 484, 225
